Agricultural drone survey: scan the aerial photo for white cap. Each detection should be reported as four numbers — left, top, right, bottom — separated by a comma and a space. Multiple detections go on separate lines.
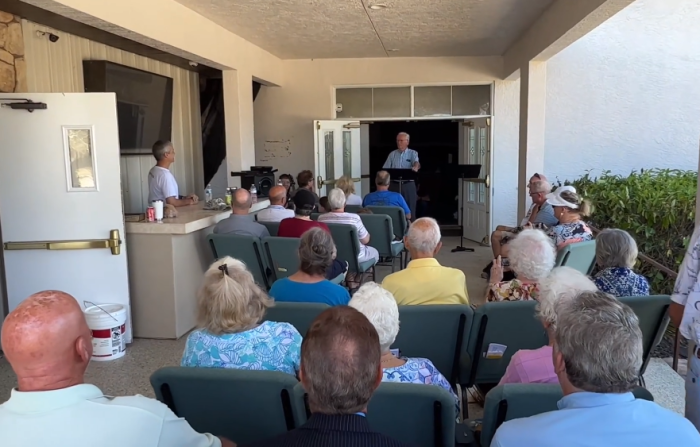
546, 185, 579, 209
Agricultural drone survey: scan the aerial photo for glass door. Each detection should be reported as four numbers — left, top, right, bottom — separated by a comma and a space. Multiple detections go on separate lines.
313, 120, 361, 197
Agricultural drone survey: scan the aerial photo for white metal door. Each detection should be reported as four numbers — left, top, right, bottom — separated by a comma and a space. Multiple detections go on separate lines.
0, 93, 131, 340
313, 120, 362, 197
458, 117, 492, 243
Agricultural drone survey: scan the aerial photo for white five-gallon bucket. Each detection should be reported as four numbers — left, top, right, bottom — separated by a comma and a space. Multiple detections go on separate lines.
83, 303, 127, 361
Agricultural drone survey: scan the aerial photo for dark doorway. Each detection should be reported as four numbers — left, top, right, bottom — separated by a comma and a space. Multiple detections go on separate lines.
368, 120, 459, 225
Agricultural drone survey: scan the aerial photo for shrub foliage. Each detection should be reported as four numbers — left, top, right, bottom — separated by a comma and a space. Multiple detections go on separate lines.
556, 169, 697, 294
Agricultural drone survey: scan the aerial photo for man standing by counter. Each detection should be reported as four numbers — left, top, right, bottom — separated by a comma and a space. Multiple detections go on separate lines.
383, 132, 419, 220
148, 140, 199, 207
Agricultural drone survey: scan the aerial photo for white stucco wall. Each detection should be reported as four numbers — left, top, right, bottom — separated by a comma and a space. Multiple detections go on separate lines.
544, 0, 700, 185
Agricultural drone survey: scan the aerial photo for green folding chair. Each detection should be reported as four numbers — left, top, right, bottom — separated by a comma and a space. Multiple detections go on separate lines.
310, 213, 321, 221
619, 295, 671, 378
345, 204, 362, 213
325, 222, 377, 282
150, 367, 304, 445
259, 221, 280, 236
365, 206, 408, 240
462, 301, 547, 389
263, 237, 301, 281
393, 305, 473, 387
554, 240, 596, 274
208, 234, 270, 289
263, 301, 330, 336
480, 384, 654, 447
360, 213, 404, 272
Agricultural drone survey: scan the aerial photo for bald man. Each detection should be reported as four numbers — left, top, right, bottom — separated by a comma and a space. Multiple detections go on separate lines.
212, 188, 270, 238
256, 185, 294, 223
0, 291, 233, 447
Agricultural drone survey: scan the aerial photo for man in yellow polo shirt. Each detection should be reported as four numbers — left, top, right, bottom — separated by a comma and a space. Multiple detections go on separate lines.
382, 217, 469, 305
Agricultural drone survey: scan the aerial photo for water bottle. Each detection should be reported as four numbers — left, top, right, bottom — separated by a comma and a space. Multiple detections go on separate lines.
250, 184, 258, 204
277, 178, 283, 186
204, 184, 213, 202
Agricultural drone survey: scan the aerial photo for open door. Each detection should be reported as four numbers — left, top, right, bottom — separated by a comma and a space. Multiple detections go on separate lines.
458, 117, 492, 244
313, 120, 361, 197
0, 93, 131, 341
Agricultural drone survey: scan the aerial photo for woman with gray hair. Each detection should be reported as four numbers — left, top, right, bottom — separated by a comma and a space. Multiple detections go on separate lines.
181, 256, 302, 375
269, 228, 351, 306
498, 267, 598, 385
349, 282, 460, 414
488, 229, 556, 302
593, 228, 650, 297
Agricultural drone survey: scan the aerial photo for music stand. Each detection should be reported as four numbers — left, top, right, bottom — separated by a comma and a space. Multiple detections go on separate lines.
452, 164, 482, 253
385, 169, 418, 196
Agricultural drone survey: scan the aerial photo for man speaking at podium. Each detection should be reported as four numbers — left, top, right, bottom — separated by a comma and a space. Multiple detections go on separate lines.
382, 132, 420, 220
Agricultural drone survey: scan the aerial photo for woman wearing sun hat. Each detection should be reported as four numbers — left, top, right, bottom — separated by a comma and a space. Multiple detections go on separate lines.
543, 185, 593, 250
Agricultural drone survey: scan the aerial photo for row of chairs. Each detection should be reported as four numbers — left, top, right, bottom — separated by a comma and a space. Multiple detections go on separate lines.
263, 296, 669, 404
150, 367, 653, 447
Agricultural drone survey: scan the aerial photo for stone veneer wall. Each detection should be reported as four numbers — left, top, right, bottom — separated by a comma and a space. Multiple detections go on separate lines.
0, 11, 26, 93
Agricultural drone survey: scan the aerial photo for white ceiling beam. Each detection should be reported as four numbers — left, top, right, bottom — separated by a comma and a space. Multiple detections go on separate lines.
502, 0, 636, 79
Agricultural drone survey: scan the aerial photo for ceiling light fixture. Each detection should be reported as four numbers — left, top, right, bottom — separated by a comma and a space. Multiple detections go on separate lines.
368, 3, 388, 10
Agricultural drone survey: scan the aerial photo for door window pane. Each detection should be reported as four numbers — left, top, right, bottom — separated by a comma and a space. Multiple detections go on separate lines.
342, 131, 352, 178
414, 86, 451, 117
452, 85, 491, 116
324, 131, 335, 184
468, 128, 476, 202
63, 127, 97, 191
478, 127, 488, 204
372, 87, 411, 117
336, 88, 372, 118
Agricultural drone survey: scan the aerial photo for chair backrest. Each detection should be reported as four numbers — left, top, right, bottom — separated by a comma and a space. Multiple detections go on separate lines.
480, 384, 654, 447
263, 237, 300, 281
554, 240, 596, 274
291, 382, 456, 447
259, 221, 280, 237
310, 213, 321, 221
463, 300, 547, 386
207, 233, 269, 289
345, 204, 362, 213
263, 301, 330, 336
365, 206, 407, 240
359, 213, 394, 256
325, 222, 363, 273
150, 367, 304, 445
619, 295, 671, 375
394, 305, 473, 385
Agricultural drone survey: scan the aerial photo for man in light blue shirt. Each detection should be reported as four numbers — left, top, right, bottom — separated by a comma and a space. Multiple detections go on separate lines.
492, 290, 700, 447
382, 132, 420, 220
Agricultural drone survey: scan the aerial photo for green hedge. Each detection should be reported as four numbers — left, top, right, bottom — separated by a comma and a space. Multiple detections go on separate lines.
556, 169, 697, 294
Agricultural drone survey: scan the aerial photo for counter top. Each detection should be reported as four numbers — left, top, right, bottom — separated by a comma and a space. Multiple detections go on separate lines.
125, 199, 270, 235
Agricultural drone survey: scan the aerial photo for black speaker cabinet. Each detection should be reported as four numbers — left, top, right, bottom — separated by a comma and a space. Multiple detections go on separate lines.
241, 173, 275, 197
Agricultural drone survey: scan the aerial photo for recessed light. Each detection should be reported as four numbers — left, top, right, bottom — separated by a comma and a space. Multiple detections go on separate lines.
368, 3, 387, 10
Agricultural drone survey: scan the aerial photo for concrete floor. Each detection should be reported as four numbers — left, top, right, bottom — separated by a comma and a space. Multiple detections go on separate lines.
0, 237, 686, 417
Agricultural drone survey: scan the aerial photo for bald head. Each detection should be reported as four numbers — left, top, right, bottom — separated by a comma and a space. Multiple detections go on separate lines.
1, 291, 92, 391
232, 188, 252, 214
406, 217, 442, 257
269, 185, 287, 206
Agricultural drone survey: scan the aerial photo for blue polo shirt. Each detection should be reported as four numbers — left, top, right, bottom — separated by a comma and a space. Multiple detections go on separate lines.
269, 278, 350, 306
492, 391, 700, 447
362, 191, 410, 215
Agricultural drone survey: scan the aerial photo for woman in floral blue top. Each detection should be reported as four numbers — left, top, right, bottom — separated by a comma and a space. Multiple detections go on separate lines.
593, 229, 650, 297
348, 282, 460, 415
181, 256, 302, 375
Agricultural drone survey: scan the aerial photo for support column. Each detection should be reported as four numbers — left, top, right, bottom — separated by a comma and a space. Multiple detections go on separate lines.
222, 69, 255, 187
517, 61, 547, 218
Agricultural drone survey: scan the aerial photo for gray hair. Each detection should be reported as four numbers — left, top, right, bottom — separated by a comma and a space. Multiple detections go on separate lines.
530, 180, 551, 194
375, 170, 391, 187
406, 217, 441, 254
537, 267, 597, 329
554, 290, 643, 393
509, 229, 556, 280
232, 188, 252, 211
397, 132, 410, 141
348, 282, 399, 352
328, 188, 347, 211
152, 140, 172, 161
299, 228, 335, 276
596, 229, 638, 269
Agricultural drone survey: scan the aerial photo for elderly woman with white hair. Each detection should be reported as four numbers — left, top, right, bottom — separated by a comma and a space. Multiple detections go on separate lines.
498, 267, 598, 385
488, 229, 556, 302
349, 282, 459, 413
318, 188, 379, 264
593, 228, 650, 297
181, 256, 302, 375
